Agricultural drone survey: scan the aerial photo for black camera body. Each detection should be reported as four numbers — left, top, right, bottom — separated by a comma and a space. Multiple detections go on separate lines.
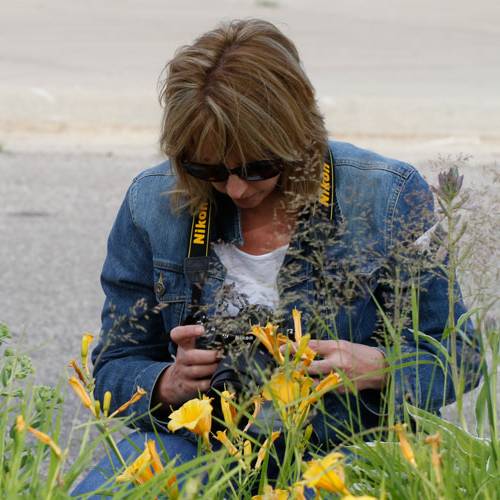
183, 306, 277, 395
193, 312, 255, 353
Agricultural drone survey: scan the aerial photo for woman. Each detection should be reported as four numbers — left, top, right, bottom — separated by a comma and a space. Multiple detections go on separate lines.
74, 18, 479, 494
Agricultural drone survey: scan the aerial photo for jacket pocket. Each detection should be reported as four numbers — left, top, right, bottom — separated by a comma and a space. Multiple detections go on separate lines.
153, 260, 188, 327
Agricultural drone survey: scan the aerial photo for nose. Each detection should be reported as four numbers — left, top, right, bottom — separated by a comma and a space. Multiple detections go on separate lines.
225, 173, 248, 200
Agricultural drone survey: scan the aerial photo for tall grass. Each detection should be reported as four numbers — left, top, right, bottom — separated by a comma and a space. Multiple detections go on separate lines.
0, 165, 498, 499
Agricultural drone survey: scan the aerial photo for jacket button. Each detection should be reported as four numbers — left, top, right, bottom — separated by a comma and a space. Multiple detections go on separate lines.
155, 273, 166, 297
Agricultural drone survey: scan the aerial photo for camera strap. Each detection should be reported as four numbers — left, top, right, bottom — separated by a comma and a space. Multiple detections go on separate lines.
318, 147, 335, 222
184, 147, 335, 314
185, 201, 213, 309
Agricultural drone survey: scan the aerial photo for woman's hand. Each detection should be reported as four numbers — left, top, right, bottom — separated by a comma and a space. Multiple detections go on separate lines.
305, 339, 387, 392
153, 324, 221, 409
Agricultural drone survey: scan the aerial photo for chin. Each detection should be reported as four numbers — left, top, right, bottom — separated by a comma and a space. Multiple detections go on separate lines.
233, 198, 261, 209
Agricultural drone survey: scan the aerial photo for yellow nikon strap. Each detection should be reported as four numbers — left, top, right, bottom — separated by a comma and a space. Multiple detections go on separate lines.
187, 201, 212, 259
318, 147, 335, 221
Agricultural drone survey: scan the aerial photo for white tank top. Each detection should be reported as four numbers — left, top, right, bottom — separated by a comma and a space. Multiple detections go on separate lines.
213, 243, 288, 316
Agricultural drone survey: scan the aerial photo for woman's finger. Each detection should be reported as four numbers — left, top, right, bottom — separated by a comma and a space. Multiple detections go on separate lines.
307, 339, 342, 355
186, 362, 220, 380
170, 325, 204, 349
180, 348, 221, 365
307, 357, 340, 375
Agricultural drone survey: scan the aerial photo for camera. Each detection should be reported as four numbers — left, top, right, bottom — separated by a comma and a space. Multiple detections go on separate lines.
184, 305, 278, 395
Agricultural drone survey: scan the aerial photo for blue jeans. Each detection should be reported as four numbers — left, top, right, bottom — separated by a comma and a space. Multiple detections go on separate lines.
71, 430, 198, 498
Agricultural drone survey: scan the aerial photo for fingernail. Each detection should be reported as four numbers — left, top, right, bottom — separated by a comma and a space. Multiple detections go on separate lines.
195, 325, 204, 335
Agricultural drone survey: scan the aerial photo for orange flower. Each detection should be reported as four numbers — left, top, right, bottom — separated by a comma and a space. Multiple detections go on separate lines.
302, 452, 350, 495
292, 308, 303, 343
116, 440, 156, 485
109, 387, 147, 417
17, 416, 62, 458
168, 395, 213, 448
220, 390, 238, 430
425, 432, 442, 485
215, 430, 241, 458
69, 359, 86, 384
81, 333, 94, 373
255, 431, 281, 469
251, 323, 288, 364
252, 484, 289, 499
68, 376, 95, 415
395, 423, 417, 467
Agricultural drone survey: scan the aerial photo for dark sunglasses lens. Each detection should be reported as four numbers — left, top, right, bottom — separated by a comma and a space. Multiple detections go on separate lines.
181, 159, 282, 182
243, 160, 282, 180
182, 162, 228, 182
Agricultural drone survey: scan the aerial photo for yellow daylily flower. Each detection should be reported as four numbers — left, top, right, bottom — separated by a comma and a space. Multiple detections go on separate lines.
116, 441, 155, 485
220, 390, 238, 430
252, 484, 289, 500
302, 452, 350, 495
81, 333, 94, 374
243, 395, 263, 432
215, 430, 241, 458
299, 371, 341, 411
293, 334, 316, 367
425, 432, 442, 485
394, 423, 417, 467
147, 440, 179, 498
255, 431, 281, 469
68, 376, 95, 415
263, 370, 314, 422
290, 483, 306, 500
251, 323, 287, 364
168, 395, 213, 448
109, 387, 147, 418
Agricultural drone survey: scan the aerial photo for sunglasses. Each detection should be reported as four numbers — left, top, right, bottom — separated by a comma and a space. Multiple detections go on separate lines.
180, 157, 283, 182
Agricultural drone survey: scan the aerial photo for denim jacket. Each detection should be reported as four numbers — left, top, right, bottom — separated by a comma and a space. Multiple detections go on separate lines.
92, 140, 480, 443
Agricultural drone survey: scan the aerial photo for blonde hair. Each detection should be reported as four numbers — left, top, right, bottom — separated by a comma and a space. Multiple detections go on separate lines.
159, 19, 328, 212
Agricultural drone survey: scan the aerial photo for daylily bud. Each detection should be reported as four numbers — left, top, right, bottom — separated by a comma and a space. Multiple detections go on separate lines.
15, 415, 26, 432
394, 423, 417, 467
94, 400, 101, 418
68, 376, 95, 415
28, 426, 62, 458
103, 391, 112, 417
292, 308, 302, 343
80, 333, 94, 372
255, 431, 280, 469
110, 387, 147, 418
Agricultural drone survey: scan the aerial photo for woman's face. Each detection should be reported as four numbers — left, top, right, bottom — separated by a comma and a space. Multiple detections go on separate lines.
194, 145, 281, 210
